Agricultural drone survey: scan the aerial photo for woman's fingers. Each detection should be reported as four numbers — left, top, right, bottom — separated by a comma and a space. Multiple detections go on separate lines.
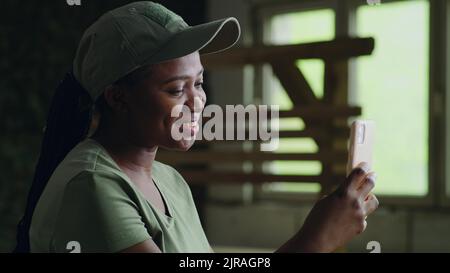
344, 162, 370, 192
358, 172, 376, 199
363, 193, 379, 216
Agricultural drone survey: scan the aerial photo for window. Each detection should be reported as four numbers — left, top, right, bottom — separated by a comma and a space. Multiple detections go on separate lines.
355, 0, 429, 196
261, 0, 430, 197
263, 9, 335, 193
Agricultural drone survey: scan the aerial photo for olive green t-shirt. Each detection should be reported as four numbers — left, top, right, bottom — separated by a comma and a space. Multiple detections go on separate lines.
29, 138, 211, 253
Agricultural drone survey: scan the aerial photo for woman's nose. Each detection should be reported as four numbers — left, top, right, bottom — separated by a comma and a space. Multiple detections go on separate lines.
186, 94, 205, 113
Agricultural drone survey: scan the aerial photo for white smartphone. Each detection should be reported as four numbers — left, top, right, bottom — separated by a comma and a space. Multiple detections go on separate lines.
346, 120, 375, 176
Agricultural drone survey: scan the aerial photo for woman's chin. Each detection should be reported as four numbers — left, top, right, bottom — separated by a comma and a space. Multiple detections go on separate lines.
177, 142, 195, 151
165, 123, 199, 151
165, 139, 196, 152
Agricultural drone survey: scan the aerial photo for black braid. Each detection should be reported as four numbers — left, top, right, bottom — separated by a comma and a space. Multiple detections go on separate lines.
14, 72, 93, 253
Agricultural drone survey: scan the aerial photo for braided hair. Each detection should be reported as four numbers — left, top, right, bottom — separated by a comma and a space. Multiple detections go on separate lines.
14, 72, 93, 253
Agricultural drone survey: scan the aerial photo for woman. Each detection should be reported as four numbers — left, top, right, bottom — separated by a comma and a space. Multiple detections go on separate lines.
15, 1, 378, 253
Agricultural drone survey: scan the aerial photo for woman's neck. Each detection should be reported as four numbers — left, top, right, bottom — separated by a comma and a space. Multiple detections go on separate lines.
92, 124, 158, 181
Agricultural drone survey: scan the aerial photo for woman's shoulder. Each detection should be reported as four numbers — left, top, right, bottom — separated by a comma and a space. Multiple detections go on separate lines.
65, 169, 136, 201
61, 138, 122, 173
47, 139, 133, 198
57, 139, 192, 199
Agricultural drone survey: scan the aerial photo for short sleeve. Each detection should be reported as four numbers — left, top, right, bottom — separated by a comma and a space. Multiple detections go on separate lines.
52, 171, 151, 253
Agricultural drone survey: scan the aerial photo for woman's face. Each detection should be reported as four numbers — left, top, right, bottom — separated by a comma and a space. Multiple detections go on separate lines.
124, 51, 206, 151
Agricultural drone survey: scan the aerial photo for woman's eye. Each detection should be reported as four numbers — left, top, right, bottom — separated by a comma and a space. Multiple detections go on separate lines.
168, 89, 183, 96
195, 82, 204, 89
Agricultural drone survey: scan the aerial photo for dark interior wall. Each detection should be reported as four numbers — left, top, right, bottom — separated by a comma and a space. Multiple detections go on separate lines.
0, 0, 205, 252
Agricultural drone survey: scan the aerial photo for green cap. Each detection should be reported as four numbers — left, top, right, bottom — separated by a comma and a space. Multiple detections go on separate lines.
73, 1, 240, 99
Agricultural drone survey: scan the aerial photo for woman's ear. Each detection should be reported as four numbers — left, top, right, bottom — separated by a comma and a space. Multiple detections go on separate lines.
103, 85, 129, 113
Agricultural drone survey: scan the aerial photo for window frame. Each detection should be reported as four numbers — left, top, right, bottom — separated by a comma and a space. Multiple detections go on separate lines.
436, 0, 450, 207
251, 0, 448, 207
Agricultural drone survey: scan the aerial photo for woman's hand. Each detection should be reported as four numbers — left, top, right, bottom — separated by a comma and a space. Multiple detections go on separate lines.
277, 162, 378, 253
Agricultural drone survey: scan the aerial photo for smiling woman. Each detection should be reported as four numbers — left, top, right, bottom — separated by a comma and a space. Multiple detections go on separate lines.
15, 1, 379, 253
15, 1, 240, 253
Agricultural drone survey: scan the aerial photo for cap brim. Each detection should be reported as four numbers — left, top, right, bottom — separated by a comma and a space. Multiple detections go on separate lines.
145, 17, 240, 64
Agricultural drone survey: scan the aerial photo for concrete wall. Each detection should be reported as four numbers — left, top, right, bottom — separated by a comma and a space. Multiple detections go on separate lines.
206, 202, 450, 253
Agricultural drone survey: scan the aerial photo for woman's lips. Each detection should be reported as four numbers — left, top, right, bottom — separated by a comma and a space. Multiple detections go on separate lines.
182, 121, 199, 137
